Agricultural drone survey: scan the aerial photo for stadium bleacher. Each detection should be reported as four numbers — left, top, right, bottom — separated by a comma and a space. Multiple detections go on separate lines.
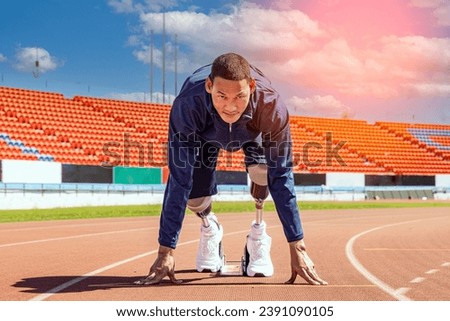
1, 86, 449, 176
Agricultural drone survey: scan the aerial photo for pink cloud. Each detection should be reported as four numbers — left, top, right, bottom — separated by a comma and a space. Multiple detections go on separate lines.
286, 95, 354, 118
409, 0, 450, 26
273, 35, 450, 98
127, 1, 450, 121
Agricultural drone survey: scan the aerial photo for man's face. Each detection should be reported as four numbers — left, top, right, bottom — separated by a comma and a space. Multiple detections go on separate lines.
205, 76, 256, 124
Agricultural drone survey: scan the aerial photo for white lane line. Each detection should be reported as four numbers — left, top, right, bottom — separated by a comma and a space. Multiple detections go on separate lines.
28, 248, 162, 302
0, 227, 154, 249
410, 277, 426, 284
394, 287, 410, 296
0, 221, 207, 249
0, 219, 154, 233
346, 219, 428, 301
441, 262, 450, 267
29, 225, 276, 301
425, 269, 439, 275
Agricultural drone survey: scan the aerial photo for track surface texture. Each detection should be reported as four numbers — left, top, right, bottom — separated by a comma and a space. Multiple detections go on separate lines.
1, 207, 449, 301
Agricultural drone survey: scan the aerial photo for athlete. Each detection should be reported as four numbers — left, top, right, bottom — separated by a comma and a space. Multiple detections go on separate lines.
136, 53, 327, 285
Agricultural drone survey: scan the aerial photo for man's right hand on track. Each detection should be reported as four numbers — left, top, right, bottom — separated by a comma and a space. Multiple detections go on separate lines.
134, 245, 182, 285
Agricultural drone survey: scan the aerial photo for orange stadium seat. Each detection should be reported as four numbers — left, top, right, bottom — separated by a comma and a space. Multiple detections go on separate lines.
1, 86, 449, 175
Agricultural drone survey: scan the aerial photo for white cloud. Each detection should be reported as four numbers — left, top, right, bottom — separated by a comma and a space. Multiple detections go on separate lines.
406, 83, 450, 96
138, 3, 325, 69
410, 0, 450, 26
409, 0, 441, 7
262, 0, 294, 10
136, 3, 450, 99
377, 36, 450, 96
108, 0, 179, 14
108, 91, 175, 104
119, 2, 450, 106
13, 47, 62, 74
276, 35, 450, 98
286, 95, 354, 118
132, 41, 192, 74
108, 0, 136, 13
0, 53, 6, 62
434, 3, 450, 26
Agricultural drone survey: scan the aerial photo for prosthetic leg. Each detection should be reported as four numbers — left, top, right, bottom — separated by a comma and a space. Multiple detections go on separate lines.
242, 164, 274, 276
187, 196, 224, 272
219, 178, 272, 276
242, 181, 274, 276
251, 182, 269, 225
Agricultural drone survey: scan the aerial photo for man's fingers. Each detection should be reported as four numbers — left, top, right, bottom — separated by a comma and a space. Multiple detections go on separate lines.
134, 268, 182, 286
285, 268, 319, 285
307, 268, 328, 285
286, 267, 328, 285
134, 273, 156, 285
300, 268, 320, 285
302, 252, 328, 285
142, 274, 165, 285
284, 269, 297, 284
140, 269, 167, 285
168, 269, 182, 284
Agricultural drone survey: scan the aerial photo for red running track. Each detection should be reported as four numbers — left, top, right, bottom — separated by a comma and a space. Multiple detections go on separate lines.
0, 207, 449, 301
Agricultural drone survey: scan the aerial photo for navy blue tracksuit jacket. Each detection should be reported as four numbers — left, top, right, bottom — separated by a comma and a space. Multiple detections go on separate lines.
158, 64, 304, 249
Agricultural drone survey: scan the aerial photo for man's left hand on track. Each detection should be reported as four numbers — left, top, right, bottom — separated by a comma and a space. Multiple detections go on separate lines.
285, 239, 328, 285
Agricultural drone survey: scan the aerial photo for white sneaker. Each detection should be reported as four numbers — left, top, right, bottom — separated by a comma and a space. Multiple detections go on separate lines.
196, 214, 224, 272
245, 220, 274, 277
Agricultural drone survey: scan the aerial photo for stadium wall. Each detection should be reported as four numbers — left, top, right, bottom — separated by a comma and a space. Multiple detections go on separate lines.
1, 160, 62, 183
325, 173, 365, 187
436, 174, 450, 187
435, 174, 450, 200
0, 160, 449, 209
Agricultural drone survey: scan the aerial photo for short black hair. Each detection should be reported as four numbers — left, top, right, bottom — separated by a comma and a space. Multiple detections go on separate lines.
210, 53, 252, 82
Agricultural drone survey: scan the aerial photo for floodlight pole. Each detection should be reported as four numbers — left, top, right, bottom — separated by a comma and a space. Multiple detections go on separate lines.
162, 11, 166, 104
150, 30, 154, 103
174, 33, 178, 98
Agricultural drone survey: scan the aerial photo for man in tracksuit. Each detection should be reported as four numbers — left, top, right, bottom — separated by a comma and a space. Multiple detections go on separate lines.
136, 53, 327, 285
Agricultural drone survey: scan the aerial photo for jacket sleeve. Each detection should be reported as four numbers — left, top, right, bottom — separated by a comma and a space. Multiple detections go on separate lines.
259, 91, 304, 242
158, 98, 201, 249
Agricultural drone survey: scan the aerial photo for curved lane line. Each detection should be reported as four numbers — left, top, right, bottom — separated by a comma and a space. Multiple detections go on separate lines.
345, 219, 431, 301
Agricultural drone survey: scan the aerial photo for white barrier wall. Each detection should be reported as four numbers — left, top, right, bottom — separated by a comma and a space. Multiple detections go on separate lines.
1, 160, 62, 183
0, 190, 164, 210
436, 174, 450, 187
326, 172, 365, 187
0, 188, 369, 210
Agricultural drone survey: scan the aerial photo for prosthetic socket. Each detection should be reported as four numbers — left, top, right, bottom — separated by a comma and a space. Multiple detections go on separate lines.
187, 196, 212, 227
248, 164, 269, 225
187, 165, 269, 226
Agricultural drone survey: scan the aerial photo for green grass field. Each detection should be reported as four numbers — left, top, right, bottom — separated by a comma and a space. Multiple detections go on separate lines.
0, 200, 449, 223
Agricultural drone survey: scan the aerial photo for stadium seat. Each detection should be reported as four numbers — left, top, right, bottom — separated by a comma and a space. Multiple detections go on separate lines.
1, 86, 449, 174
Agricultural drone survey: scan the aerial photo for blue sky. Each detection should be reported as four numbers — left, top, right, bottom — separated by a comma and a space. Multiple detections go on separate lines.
1, 0, 449, 124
